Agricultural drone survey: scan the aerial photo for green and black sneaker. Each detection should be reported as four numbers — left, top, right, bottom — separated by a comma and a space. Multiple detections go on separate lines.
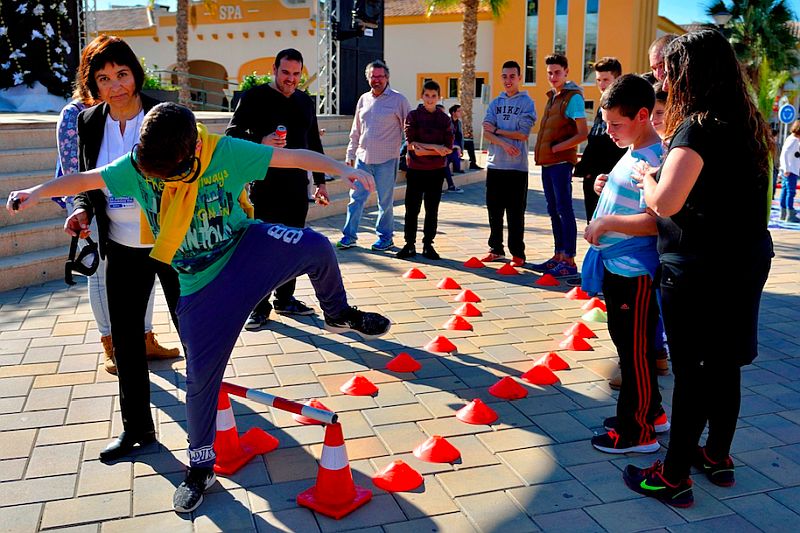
694, 446, 735, 487
623, 460, 694, 508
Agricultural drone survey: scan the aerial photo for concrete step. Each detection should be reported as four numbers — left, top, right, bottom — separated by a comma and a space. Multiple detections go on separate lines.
0, 245, 70, 293
0, 199, 65, 227
0, 125, 56, 150
0, 169, 53, 197
0, 219, 70, 257
0, 147, 57, 174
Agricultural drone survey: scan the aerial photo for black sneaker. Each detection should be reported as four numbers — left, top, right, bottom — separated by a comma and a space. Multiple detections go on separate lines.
274, 298, 315, 316
173, 467, 216, 513
324, 306, 391, 340
591, 430, 660, 454
422, 245, 440, 260
396, 244, 416, 259
694, 446, 735, 487
469, 163, 483, 170
244, 310, 270, 331
623, 460, 694, 508
604, 410, 671, 434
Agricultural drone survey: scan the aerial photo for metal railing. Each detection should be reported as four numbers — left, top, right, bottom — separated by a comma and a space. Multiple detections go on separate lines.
149, 70, 240, 111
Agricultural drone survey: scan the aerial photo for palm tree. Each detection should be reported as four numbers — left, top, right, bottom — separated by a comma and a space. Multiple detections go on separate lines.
706, 0, 798, 86
425, 0, 507, 139
175, 0, 190, 105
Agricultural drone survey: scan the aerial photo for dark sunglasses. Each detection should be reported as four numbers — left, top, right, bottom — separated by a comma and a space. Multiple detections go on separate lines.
130, 148, 201, 184
65, 236, 99, 286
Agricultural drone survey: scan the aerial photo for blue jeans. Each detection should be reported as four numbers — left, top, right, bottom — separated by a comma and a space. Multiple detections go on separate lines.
780, 172, 797, 209
541, 162, 578, 257
341, 158, 398, 243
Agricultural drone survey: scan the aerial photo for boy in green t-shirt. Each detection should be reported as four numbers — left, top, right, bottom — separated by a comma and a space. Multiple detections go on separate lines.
7, 103, 391, 514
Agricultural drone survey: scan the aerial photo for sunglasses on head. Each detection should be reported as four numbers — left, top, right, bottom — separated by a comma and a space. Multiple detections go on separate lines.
130, 147, 201, 184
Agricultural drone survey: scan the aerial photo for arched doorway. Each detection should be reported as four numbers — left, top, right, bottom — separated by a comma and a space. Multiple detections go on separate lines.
183, 60, 229, 110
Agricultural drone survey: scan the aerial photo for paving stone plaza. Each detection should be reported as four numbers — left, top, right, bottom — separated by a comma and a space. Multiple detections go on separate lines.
1, 167, 800, 532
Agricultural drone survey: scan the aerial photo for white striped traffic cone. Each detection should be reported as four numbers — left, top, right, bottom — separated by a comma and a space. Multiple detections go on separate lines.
296, 422, 372, 519
213, 389, 278, 475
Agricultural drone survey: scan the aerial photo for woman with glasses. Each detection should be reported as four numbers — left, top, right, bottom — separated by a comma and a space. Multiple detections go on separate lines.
66, 35, 181, 461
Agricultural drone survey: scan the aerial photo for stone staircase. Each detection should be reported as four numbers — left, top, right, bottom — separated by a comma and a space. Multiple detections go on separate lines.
0, 112, 485, 292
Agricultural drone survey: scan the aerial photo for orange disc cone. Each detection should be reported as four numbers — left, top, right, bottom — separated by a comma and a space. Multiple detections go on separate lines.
213, 390, 279, 475
534, 352, 571, 372
413, 435, 461, 463
456, 399, 499, 425
340, 374, 379, 396
386, 352, 421, 373
454, 302, 482, 317
293, 399, 333, 425
581, 297, 607, 312
424, 335, 458, 354
488, 376, 528, 400
534, 274, 560, 286
565, 287, 591, 300
454, 289, 481, 303
443, 315, 473, 331
297, 422, 372, 519
496, 263, 519, 275
372, 460, 424, 492
558, 335, 593, 351
521, 365, 560, 386
402, 268, 426, 280
437, 277, 461, 290
464, 257, 485, 268
563, 322, 597, 339
582, 308, 608, 323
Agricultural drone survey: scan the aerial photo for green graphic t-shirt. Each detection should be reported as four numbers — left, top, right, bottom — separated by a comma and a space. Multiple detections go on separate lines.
101, 137, 273, 295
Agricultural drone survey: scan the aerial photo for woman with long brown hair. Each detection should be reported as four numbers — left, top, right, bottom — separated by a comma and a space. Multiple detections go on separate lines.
626, 30, 773, 507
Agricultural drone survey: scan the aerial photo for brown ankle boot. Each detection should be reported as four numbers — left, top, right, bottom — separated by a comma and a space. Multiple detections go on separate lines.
145, 331, 180, 359
101, 335, 117, 375
656, 350, 670, 376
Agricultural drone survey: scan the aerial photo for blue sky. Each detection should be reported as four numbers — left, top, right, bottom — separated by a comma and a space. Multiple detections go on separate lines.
97, 0, 800, 24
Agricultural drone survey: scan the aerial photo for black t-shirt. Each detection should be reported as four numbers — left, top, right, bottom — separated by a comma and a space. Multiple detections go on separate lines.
655, 116, 771, 258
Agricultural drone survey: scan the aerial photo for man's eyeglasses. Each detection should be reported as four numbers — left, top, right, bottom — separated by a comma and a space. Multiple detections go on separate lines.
130, 148, 201, 184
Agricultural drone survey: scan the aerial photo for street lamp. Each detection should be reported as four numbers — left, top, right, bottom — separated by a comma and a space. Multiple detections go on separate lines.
712, 9, 733, 28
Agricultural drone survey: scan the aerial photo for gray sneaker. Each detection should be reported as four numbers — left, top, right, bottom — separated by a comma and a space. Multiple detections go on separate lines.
173, 467, 216, 513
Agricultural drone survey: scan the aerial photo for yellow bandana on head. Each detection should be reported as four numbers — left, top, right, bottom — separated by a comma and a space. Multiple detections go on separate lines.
140, 122, 254, 264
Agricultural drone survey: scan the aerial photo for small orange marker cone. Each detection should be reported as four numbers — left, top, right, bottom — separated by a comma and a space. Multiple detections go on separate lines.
454, 289, 481, 303
372, 460, 424, 492
293, 399, 334, 425
534, 274, 560, 286
413, 435, 461, 463
453, 303, 482, 317
582, 308, 608, 323
213, 390, 279, 475
297, 422, 372, 519
402, 268, 426, 280
559, 335, 593, 351
424, 335, 458, 354
456, 399, 499, 425
565, 287, 591, 300
464, 257, 485, 268
496, 263, 519, 275
443, 315, 473, 331
521, 365, 560, 385
581, 297, 607, 312
385, 352, 421, 373
488, 376, 528, 400
563, 322, 597, 339
339, 374, 379, 396
437, 277, 461, 290
534, 352, 571, 371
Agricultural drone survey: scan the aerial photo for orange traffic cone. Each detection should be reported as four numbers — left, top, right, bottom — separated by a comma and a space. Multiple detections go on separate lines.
496, 263, 519, 275
403, 268, 426, 280
534, 274, 560, 286
454, 289, 481, 303
424, 335, 457, 354
372, 460, 424, 492
386, 352, 422, 373
456, 399, 498, 424
340, 374, 379, 396
454, 303, 482, 317
581, 297, 607, 312
559, 335, 593, 351
297, 422, 372, 519
293, 399, 333, 425
413, 435, 461, 463
463, 257, 485, 268
443, 315, 473, 331
488, 376, 528, 399
565, 287, 591, 300
213, 390, 279, 475
437, 277, 461, 290
521, 365, 560, 386
534, 352, 571, 371
563, 322, 597, 339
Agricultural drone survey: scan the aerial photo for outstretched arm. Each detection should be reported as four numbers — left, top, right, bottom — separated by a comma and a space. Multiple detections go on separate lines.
270, 148, 376, 193
7, 171, 105, 213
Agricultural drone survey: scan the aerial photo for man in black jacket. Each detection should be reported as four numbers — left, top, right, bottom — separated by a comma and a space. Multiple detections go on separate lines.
573, 57, 627, 223
226, 48, 327, 329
